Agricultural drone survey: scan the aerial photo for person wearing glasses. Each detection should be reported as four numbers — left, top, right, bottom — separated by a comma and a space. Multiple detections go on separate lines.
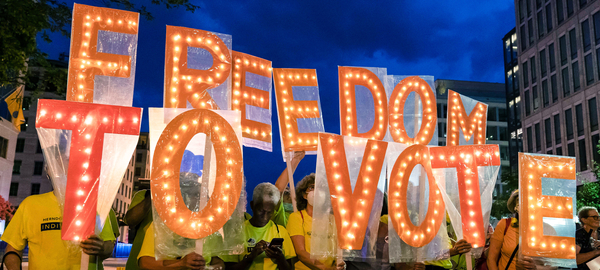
576, 206, 600, 270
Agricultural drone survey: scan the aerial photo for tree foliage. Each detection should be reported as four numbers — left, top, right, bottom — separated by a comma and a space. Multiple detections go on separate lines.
0, 195, 15, 222
490, 169, 519, 220
0, 0, 199, 92
577, 140, 600, 211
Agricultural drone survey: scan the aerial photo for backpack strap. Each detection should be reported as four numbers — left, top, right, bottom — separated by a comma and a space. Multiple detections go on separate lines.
503, 218, 510, 235
505, 244, 519, 270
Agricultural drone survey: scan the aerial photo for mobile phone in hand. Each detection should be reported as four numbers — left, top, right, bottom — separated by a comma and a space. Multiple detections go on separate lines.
269, 238, 284, 249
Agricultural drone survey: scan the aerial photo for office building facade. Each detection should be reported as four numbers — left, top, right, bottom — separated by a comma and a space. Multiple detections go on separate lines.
503, 28, 524, 173
514, 0, 600, 184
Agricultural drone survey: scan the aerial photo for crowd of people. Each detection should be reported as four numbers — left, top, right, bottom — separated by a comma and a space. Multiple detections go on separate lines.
1, 152, 599, 270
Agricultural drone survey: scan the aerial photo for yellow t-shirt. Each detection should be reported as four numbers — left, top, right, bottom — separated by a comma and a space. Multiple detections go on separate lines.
125, 190, 153, 270
286, 210, 313, 270
221, 220, 296, 270
1, 192, 117, 270
491, 219, 519, 270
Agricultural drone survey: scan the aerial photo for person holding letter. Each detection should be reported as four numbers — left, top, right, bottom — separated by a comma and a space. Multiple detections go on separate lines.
287, 174, 345, 270
221, 183, 296, 270
1, 190, 118, 270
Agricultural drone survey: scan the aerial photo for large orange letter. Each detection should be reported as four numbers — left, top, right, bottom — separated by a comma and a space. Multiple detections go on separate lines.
388, 76, 437, 145
429, 145, 500, 248
319, 133, 387, 249
273, 69, 324, 153
36, 100, 142, 241
164, 26, 232, 110
338, 67, 388, 140
151, 109, 243, 239
446, 90, 488, 145
67, 4, 139, 104
388, 145, 445, 247
519, 153, 576, 261
231, 51, 273, 150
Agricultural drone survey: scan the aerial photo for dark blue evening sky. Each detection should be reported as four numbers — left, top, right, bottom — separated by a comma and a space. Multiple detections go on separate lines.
38, 0, 516, 199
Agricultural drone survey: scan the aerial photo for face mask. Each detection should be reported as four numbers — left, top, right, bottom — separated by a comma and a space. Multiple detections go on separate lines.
283, 203, 294, 212
307, 191, 314, 206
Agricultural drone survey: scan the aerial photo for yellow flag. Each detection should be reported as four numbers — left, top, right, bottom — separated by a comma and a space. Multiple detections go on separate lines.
5, 85, 25, 132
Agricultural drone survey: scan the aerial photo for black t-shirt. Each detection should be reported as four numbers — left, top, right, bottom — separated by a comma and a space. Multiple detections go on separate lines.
575, 227, 600, 270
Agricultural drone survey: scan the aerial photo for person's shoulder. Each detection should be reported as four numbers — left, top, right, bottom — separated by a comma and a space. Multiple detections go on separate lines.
20, 192, 55, 207
288, 211, 302, 221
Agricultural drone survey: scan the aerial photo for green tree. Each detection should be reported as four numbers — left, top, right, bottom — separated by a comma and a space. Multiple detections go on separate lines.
0, 0, 199, 92
490, 169, 519, 220
577, 140, 600, 211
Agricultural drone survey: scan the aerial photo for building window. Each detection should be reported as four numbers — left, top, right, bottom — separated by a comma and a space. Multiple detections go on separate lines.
566, 0, 574, 17
557, 0, 565, 24
542, 80, 549, 108
565, 108, 574, 140
31, 183, 40, 195
568, 142, 575, 157
569, 29, 577, 60
551, 74, 558, 103
524, 61, 530, 87
582, 19, 592, 52
488, 108, 497, 121
560, 35, 568, 65
500, 127, 508, 141
520, 0, 526, 22
525, 90, 531, 116
12, 160, 21, 175
533, 86, 539, 110
572, 62, 580, 92
585, 54, 594, 85
594, 12, 600, 45
549, 43, 556, 72
136, 153, 142, 163
9, 183, 18, 196
531, 56, 537, 83
22, 97, 31, 111
579, 140, 588, 171
20, 118, 28, 132
487, 126, 498, 141
556, 146, 563, 155
588, 97, 598, 131
527, 127, 534, 152
36, 141, 42, 153
34, 161, 43, 175
592, 134, 600, 164
529, 19, 535, 45
0, 136, 8, 159
576, 104, 584, 136
501, 145, 509, 160
499, 108, 507, 122
545, 118, 552, 148
16, 138, 25, 153
535, 123, 541, 151
538, 11, 545, 38
562, 67, 570, 97
580, 0, 588, 8
135, 167, 142, 176
540, 49, 547, 77
521, 25, 528, 50
554, 114, 562, 145
546, 4, 553, 32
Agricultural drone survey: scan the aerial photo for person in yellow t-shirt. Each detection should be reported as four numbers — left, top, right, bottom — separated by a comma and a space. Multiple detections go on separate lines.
137, 221, 225, 270
221, 182, 296, 270
124, 189, 153, 270
287, 174, 345, 270
1, 191, 118, 270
